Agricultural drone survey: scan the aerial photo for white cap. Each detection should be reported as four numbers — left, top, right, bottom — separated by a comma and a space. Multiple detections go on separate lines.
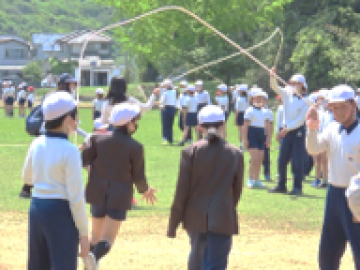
317, 89, 329, 99
249, 87, 262, 97
195, 80, 203, 86
180, 80, 188, 86
237, 84, 248, 92
346, 175, 360, 221
109, 103, 141, 127
162, 79, 173, 86
198, 105, 225, 124
94, 118, 109, 130
187, 84, 196, 92
289, 74, 306, 85
309, 92, 319, 103
218, 84, 227, 92
42, 92, 77, 121
329, 85, 355, 104
95, 88, 104, 94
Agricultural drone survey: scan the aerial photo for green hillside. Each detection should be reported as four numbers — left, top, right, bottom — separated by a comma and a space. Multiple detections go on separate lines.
0, 0, 113, 40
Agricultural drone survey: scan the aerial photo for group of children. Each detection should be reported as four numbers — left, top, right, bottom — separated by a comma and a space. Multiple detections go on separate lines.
2, 81, 34, 117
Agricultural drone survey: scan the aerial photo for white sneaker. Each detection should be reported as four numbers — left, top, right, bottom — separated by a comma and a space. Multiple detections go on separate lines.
83, 253, 97, 270
247, 179, 255, 188
255, 180, 266, 189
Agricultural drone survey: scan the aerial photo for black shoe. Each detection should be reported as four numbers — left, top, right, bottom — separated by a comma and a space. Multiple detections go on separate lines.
311, 178, 321, 187
177, 142, 185, 146
268, 186, 287, 194
19, 190, 31, 199
316, 182, 328, 188
288, 188, 302, 195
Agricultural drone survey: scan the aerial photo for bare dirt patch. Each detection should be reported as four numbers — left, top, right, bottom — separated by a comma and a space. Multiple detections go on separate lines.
0, 212, 354, 269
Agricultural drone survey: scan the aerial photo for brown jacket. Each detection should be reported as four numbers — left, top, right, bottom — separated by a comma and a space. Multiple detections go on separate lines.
82, 129, 149, 210
168, 137, 244, 237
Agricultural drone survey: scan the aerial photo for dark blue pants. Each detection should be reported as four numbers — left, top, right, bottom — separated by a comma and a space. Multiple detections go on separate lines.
263, 146, 270, 177
179, 111, 192, 141
319, 185, 360, 270
277, 125, 306, 190
28, 198, 79, 270
163, 106, 176, 143
187, 231, 232, 270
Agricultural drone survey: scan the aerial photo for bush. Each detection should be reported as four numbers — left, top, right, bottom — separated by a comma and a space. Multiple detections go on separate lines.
22, 62, 43, 85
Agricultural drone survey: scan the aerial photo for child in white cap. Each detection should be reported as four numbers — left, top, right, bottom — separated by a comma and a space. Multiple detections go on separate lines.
306, 84, 360, 269
17, 84, 28, 118
3, 81, 15, 117
178, 84, 198, 146
195, 80, 211, 140
243, 89, 270, 188
168, 104, 244, 270
82, 103, 157, 267
234, 84, 249, 150
215, 84, 230, 139
177, 81, 192, 143
92, 88, 105, 120
22, 91, 94, 270
159, 79, 177, 145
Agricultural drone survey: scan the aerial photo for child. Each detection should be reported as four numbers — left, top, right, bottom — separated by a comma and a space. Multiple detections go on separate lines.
275, 95, 284, 143
159, 80, 177, 145
92, 88, 104, 120
195, 80, 211, 140
168, 105, 244, 270
234, 84, 249, 150
82, 103, 157, 267
22, 91, 94, 270
3, 81, 15, 117
27, 86, 35, 109
215, 84, 230, 139
177, 84, 198, 146
177, 81, 192, 143
260, 91, 274, 182
243, 89, 270, 188
17, 85, 27, 118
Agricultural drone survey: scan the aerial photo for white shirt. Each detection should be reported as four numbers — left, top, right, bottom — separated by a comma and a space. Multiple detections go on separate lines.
265, 107, 274, 123
232, 89, 239, 102
3, 87, 15, 98
275, 105, 284, 133
184, 95, 198, 113
178, 93, 188, 109
215, 95, 229, 112
160, 90, 177, 107
195, 91, 211, 105
92, 98, 104, 112
235, 96, 248, 112
270, 78, 310, 131
101, 94, 156, 124
319, 109, 334, 133
244, 106, 269, 128
27, 93, 34, 103
22, 134, 88, 237
306, 120, 360, 188
17, 89, 27, 101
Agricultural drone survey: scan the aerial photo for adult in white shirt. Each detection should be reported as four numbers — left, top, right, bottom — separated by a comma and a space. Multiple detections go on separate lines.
215, 84, 230, 139
159, 81, 178, 144
306, 84, 360, 270
235, 84, 249, 149
101, 76, 159, 129
269, 68, 310, 195
195, 80, 211, 140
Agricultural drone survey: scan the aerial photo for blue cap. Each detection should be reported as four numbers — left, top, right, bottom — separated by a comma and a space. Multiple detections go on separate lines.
59, 73, 77, 84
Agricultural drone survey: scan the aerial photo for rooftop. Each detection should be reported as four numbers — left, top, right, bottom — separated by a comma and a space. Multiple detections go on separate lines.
56, 30, 112, 44
32, 33, 65, 52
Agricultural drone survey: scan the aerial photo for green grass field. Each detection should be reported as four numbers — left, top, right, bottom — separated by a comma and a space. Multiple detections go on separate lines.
0, 107, 327, 232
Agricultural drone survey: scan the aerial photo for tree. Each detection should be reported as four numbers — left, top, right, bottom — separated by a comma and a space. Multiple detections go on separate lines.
22, 62, 43, 84
49, 58, 76, 75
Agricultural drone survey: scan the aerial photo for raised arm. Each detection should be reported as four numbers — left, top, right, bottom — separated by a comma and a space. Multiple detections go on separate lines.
270, 67, 287, 96
128, 93, 156, 114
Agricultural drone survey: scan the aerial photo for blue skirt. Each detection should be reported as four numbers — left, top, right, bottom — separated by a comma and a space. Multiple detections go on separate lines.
5, 96, 14, 105
186, 112, 198, 127
236, 112, 245, 126
18, 98, 26, 105
248, 126, 266, 150
28, 101, 33, 108
93, 111, 101, 119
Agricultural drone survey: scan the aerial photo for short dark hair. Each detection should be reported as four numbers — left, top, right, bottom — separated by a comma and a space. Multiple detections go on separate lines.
240, 92, 247, 97
45, 107, 78, 130
106, 76, 127, 105
57, 82, 71, 93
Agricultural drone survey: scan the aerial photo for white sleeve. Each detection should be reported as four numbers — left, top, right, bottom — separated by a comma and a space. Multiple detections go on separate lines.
275, 106, 283, 133
22, 141, 35, 185
244, 108, 252, 120
65, 148, 89, 237
306, 124, 332, 156
128, 94, 156, 114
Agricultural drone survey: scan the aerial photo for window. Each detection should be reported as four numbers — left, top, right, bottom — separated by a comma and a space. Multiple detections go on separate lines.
5, 49, 27, 59
101, 43, 108, 50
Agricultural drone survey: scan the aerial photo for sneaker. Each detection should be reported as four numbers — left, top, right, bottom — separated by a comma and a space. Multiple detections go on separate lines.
268, 186, 287, 194
311, 178, 321, 187
317, 182, 328, 188
162, 140, 169, 145
247, 179, 255, 188
19, 190, 31, 199
83, 252, 97, 270
264, 174, 272, 182
177, 141, 185, 147
255, 180, 266, 188
288, 188, 303, 196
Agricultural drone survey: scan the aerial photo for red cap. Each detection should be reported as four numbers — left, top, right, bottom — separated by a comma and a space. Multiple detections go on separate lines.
276, 95, 281, 101
216, 91, 220, 95
28, 86, 34, 92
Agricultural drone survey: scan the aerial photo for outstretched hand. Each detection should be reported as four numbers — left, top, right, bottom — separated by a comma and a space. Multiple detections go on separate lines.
142, 187, 157, 205
306, 106, 320, 130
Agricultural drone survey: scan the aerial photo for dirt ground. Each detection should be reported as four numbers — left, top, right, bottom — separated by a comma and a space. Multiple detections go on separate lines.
0, 212, 354, 270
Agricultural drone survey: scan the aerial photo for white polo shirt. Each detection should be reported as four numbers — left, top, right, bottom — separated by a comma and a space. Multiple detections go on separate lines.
184, 96, 198, 113
275, 105, 284, 133
306, 120, 360, 188
264, 107, 274, 123
160, 89, 177, 107
244, 106, 269, 128
17, 89, 27, 100
195, 91, 211, 105
235, 96, 248, 112
215, 95, 229, 112
22, 133, 88, 237
3, 87, 15, 98
27, 93, 34, 103
92, 98, 104, 112
178, 93, 188, 109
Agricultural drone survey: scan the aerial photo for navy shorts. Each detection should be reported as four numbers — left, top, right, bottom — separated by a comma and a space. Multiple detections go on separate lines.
91, 204, 127, 221
18, 98, 26, 106
5, 96, 14, 105
248, 126, 266, 150
186, 112, 198, 127
236, 112, 245, 126
93, 111, 101, 119
28, 101, 33, 108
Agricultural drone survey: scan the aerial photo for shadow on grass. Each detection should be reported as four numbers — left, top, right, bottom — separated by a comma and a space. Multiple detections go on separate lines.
289, 194, 325, 200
